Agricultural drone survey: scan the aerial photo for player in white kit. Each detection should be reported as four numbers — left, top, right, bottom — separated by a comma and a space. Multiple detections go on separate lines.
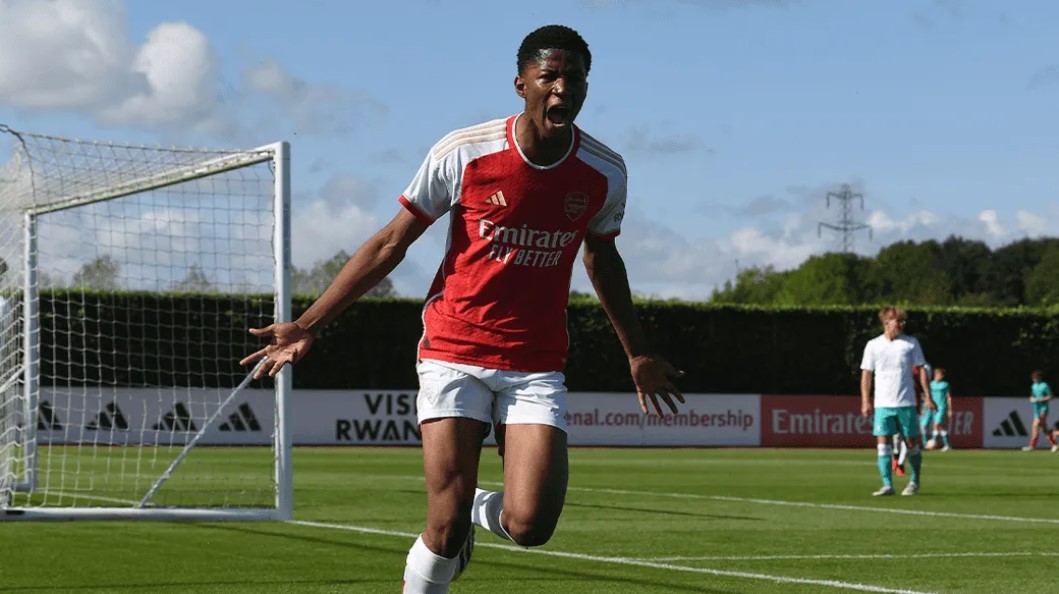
861, 307, 935, 496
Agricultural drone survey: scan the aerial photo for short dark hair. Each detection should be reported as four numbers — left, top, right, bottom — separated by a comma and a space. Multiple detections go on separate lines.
517, 25, 591, 74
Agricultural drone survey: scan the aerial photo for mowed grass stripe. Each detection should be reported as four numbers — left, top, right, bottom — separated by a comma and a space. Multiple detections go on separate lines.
292, 519, 936, 594
3, 447, 1058, 593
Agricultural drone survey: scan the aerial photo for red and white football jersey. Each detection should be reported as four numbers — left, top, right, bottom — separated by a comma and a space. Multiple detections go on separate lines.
399, 114, 627, 372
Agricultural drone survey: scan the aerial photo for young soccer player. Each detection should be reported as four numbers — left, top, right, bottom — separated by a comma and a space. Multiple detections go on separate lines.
1022, 370, 1056, 452
241, 25, 685, 593
927, 367, 953, 451
861, 307, 935, 496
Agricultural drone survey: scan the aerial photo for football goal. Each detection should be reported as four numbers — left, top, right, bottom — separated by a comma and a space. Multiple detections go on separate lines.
0, 125, 292, 521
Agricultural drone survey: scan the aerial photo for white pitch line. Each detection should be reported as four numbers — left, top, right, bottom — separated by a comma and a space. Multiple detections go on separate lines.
394, 476, 1059, 526
552, 484, 1059, 525
640, 552, 1059, 562
290, 519, 935, 594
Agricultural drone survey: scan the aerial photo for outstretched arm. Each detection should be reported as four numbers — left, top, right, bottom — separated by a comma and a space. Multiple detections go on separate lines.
582, 235, 684, 417
241, 208, 430, 379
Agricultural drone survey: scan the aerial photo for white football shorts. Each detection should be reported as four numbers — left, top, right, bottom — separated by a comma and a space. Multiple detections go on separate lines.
415, 358, 568, 432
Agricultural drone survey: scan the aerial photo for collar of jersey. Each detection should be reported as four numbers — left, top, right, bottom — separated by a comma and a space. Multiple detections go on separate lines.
509, 113, 577, 170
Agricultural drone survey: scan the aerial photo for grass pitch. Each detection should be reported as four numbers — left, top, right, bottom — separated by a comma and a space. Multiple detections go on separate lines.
3, 447, 1058, 593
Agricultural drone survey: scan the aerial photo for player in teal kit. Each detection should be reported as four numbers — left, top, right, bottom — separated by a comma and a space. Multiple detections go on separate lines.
923, 367, 953, 451
1022, 370, 1056, 452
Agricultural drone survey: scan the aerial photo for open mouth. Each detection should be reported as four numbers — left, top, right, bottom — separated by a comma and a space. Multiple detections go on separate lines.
546, 105, 570, 126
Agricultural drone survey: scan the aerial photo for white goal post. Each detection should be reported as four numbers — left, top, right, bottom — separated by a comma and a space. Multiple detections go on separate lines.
0, 125, 292, 521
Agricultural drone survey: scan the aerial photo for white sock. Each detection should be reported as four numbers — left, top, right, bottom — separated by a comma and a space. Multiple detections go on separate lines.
403, 535, 457, 594
896, 440, 908, 465
471, 488, 513, 541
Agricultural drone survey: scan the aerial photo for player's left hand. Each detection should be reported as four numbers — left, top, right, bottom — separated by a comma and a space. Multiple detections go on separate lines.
629, 354, 685, 417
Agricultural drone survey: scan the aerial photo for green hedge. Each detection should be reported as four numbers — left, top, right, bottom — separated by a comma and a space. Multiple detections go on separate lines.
35, 291, 1059, 395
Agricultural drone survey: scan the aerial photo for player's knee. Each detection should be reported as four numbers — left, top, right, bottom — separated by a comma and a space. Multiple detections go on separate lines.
504, 513, 559, 547
425, 513, 474, 557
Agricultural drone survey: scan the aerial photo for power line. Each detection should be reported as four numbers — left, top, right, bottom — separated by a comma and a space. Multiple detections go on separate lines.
818, 184, 872, 253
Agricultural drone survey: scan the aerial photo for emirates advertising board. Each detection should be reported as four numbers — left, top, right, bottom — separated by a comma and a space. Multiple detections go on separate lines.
760, 395, 984, 448
35, 388, 1020, 449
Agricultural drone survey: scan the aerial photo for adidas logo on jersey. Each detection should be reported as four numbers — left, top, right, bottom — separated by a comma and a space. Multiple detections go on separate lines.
485, 191, 507, 207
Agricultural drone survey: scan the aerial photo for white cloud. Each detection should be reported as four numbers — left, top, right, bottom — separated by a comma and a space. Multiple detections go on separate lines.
570, 198, 1059, 301
242, 59, 387, 136
568, 208, 829, 300
1015, 209, 1047, 236
977, 209, 1006, 238
0, 1, 225, 133
722, 225, 823, 270
0, 0, 383, 140
98, 22, 225, 132
0, 0, 143, 110
865, 209, 939, 234
290, 174, 382, 269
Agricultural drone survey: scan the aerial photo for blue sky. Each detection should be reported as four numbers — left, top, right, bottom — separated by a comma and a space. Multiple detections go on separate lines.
1, 0, 1057, 300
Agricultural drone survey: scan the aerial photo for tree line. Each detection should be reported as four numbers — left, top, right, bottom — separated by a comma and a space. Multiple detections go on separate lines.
40, 235, 1059, 307
43, 251, 396, 297
711, 236, 1059, 307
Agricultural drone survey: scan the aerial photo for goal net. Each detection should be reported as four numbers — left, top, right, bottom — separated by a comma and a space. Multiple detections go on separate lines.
0, 125, 292, 521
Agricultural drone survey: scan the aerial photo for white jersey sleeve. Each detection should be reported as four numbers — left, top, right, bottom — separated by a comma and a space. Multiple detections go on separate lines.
579, 132, 627, 238
401, 150, 454, 223
587, 171, 626, 238
860, 338, 877, 371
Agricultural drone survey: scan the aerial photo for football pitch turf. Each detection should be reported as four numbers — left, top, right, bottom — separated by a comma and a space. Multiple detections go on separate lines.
3, 447, 1058, 593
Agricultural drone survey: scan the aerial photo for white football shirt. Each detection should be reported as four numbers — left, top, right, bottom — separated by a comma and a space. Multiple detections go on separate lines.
860, 334, 926, 408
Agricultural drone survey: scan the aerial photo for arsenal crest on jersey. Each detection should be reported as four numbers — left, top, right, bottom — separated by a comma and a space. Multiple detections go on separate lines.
564, 192, 589, 221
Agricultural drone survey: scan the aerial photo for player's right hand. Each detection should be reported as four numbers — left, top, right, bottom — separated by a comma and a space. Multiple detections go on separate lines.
240, 322, 314, 379
629, 354, 685, 418
861, 401, 873, 417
